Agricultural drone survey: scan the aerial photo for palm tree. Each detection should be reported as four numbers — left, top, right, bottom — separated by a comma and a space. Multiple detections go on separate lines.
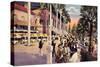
62, 8, 71, 23
77, 6, 97, 53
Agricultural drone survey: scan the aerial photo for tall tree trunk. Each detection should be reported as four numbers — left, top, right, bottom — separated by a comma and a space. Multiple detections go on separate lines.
89, 21, 93, 53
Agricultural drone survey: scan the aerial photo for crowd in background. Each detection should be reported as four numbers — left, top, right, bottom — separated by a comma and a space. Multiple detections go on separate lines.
51, 33, 97, 63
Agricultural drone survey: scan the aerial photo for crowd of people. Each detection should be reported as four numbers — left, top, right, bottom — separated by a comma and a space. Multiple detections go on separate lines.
37, 33, 97, 63
51, 34, 97, 63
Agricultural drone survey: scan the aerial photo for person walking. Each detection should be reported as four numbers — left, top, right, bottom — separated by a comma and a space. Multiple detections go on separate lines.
39, 38, 44, 56
63, 41, 71, 63
69, 47, 81, 62
52, 39, 56, 57
55, 44, 64, 63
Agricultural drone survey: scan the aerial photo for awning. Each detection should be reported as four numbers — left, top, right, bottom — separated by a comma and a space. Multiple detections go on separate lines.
44, 34, 48, 37
31, 33, 38, 37
38, 33, 44, 37
37, 33, 48, 37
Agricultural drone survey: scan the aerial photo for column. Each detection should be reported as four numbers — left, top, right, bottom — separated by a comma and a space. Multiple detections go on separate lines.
28, 2, 31, 46
47, 4, 52, 64
56, 4, 58, 32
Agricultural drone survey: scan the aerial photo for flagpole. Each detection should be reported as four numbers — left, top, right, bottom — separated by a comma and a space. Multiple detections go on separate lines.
28, 2, 31, 46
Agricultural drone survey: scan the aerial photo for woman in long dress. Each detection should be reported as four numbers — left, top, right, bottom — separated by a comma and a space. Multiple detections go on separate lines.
69, 48, 81, 62
55, 44, 63, 63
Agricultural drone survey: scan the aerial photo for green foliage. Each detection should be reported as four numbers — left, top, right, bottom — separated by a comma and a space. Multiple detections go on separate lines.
76, 6, 97, 35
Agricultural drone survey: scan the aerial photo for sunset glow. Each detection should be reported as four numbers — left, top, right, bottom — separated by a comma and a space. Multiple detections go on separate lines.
67, 17, 80, 30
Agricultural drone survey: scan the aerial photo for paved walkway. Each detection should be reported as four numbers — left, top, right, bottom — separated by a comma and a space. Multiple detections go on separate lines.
11, 42, 53, 66
12, 52, 47, 66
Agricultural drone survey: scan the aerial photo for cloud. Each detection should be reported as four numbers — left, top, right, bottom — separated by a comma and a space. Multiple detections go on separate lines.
65, 5, 81, 17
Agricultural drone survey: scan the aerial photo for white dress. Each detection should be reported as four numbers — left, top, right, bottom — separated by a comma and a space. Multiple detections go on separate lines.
46, 45, 53, 64
69, 49, 81, 62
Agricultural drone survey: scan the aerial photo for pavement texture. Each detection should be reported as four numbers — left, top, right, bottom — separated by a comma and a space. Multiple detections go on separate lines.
11, 42, 53, 66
